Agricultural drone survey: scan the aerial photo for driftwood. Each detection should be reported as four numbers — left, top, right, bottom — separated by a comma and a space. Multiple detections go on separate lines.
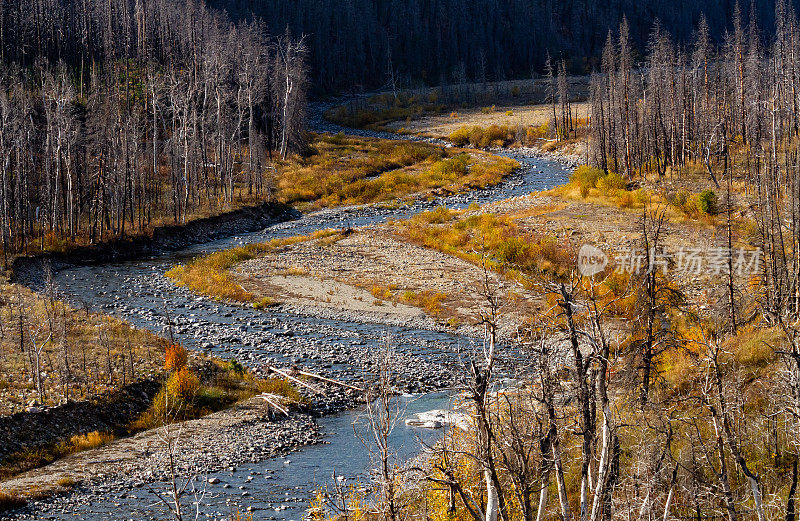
295, 369, 364, 392
266, 366, 327, 396
259, 393, 290, 416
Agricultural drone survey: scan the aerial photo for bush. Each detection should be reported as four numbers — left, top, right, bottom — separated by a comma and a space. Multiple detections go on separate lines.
449, 125, 511, 148
64, 431, 114, 452
164, 344, 188, 372
480, 125, 509, 148
448, 127, 472, 146
419, 206, 455, 224
252, 296, 276, 310
258, 377, 303, 403
166, 368, 201, 403
56, 476, 76, 488
596, 172, 627, 193
697, 189, 718, 215
497, 236, 529, 264
525, 123, 549, 142
145, 368, 201, 424
226, 359, 246, 376
570, 165, 604, 197
427, 154, 469, 181
670, 189, 695, 215
616, 191, 635, 208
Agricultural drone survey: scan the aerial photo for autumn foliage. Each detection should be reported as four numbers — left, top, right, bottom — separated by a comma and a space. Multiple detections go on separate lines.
164, 344, 188, 372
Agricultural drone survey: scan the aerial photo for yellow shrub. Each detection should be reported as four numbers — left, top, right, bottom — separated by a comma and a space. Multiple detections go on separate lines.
418, 206, 455, 224
258, 377, 302, 403
616, 191, 635, 208
596, 172, 627, 193
448, 127, 472, 146
570, 165, 604, 197
0, 490, 26, 510
526, 122, 549, 142
65, 431, 113, 452
166, 368, 200, 403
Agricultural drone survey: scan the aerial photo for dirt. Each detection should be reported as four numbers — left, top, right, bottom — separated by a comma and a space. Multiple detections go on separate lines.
234, 228, 537, 331
384, 102, 591, 138
233, 190, 741, 335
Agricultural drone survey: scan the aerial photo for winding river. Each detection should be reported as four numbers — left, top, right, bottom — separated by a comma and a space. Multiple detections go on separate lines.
18, 114, 572, 521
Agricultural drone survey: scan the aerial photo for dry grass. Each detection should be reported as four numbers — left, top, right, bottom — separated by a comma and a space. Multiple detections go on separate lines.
64, 431, 114, 452
0, 489, 26, 511
383, 102, 587, 135
0, 282, 168, 415
395, 206, 575, 285
165, 229, 342, 303
0, 430, 115, 480
276, 134, 517, 209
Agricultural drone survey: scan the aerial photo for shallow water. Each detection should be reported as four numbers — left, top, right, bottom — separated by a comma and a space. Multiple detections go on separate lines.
56, 392, 455, 521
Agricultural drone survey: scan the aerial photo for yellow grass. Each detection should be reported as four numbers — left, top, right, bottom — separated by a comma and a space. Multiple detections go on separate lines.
165, 229, 342, 302
395, 207, 574, 284
276, 134, 518, 209
383, 102, 590, 140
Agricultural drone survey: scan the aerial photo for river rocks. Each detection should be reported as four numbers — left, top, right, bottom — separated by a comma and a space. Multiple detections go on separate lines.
3, 106, 573, 521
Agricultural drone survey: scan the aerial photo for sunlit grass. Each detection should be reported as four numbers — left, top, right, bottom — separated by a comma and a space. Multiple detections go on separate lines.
394, 206, 575, 285
276, 134, 518, 209
165, 229, 342, 302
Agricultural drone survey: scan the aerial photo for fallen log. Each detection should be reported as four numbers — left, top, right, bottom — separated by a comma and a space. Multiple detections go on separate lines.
295, 369, 364, 392
259, 393, 290, 416
266, 366, 327, 396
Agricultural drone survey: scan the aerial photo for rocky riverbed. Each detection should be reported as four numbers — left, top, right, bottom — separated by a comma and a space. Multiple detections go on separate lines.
3, 386, 357, 521
1, 108, 573, 520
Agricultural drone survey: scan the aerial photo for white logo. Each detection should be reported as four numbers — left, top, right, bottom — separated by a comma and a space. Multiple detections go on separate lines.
578, 244, 608, 276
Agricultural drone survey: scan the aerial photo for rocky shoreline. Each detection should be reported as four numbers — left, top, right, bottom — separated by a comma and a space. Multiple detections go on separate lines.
11, 201, 299, 288
1, 384, 362, 520
0, 108, 574, 520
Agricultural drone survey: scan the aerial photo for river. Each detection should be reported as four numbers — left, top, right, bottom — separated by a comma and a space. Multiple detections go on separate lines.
19, 116, 571, 521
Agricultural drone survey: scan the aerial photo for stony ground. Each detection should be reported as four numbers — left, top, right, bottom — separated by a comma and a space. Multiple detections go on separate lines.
234, 228, 535, 332
233, 189, 747, 339
1, 386, 358, 520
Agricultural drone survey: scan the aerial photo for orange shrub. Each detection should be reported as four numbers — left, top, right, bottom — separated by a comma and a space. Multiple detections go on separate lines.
164, 344, 188, 372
